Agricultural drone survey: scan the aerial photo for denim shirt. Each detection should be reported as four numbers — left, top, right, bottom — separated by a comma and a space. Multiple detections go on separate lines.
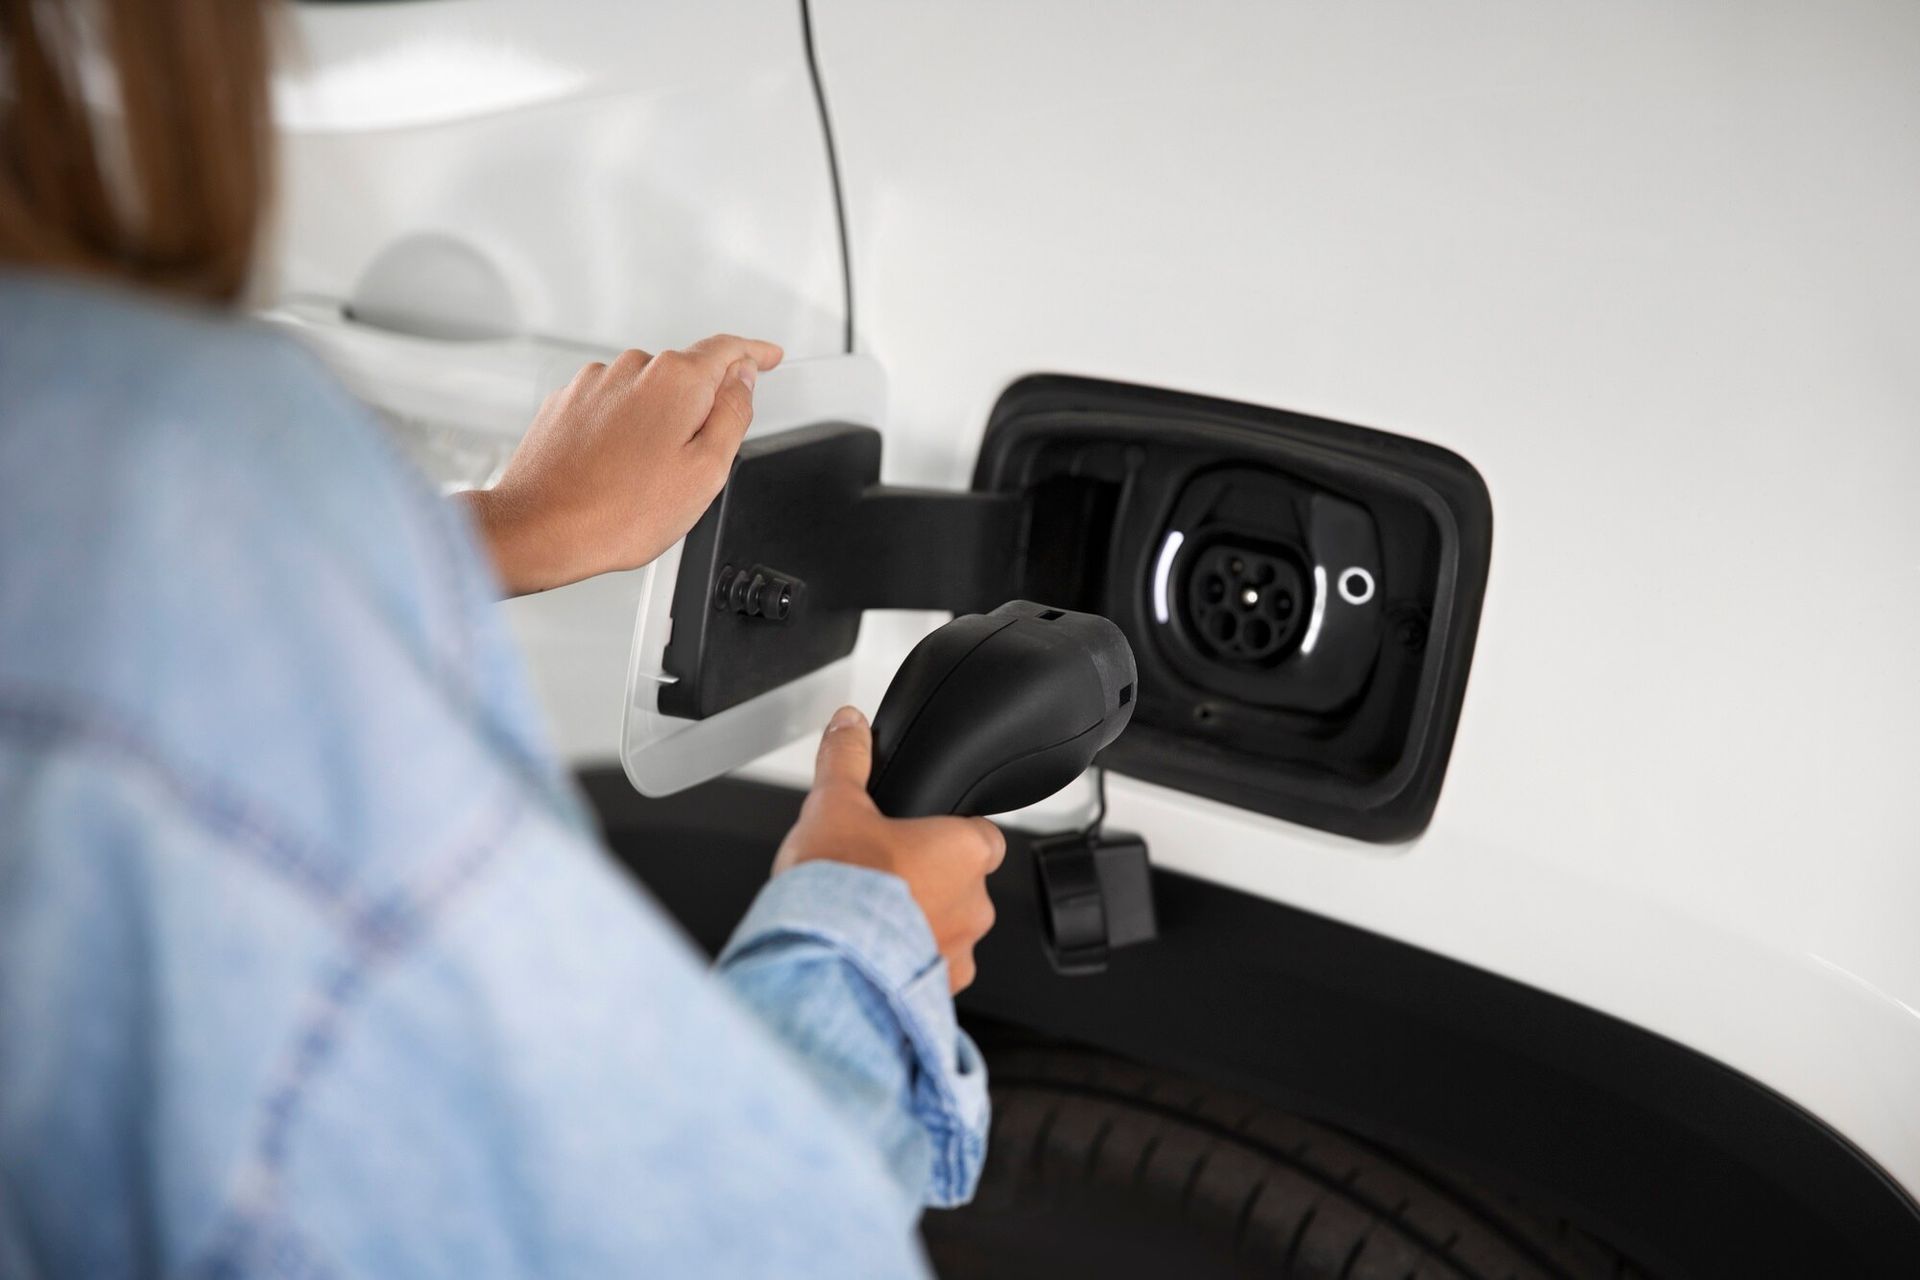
0, 276, 985, 1278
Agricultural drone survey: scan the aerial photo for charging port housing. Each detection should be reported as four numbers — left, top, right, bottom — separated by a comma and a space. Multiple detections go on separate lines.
975, 376, 1492, 842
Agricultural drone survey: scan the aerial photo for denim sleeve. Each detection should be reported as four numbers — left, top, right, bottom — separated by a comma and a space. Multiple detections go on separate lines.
0, 736, 945, 1280
717, 863, 990, 1208
0, 277, 951, 1279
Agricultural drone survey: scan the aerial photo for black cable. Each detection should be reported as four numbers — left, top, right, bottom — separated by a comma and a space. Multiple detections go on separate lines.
797, 0, 855, 354
1081, 766, 1108, 839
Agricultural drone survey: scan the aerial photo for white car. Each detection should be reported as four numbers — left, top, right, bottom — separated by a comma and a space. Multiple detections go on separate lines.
268, 3, 1920, 1275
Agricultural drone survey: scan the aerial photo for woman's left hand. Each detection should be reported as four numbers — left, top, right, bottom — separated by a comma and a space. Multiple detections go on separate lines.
461, 334, 783, 596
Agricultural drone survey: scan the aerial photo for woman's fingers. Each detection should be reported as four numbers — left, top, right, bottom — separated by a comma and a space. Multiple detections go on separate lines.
475, 331, 782, 595
968, 817, 1007, 873
777, 705, 1004, 998
812, 706, 875, 792
687, 333, 784, 373
608, 347, 655, 377
947, 948, 978, 994
694, 360, 758, 457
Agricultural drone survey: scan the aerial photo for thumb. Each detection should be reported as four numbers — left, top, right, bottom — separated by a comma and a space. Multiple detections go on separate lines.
695, 359, 757, 456
813, 705, 873, 790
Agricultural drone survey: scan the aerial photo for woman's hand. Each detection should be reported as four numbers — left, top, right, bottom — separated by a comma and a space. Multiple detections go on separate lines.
775, 707, 1006, 994
462, 334, 783, 596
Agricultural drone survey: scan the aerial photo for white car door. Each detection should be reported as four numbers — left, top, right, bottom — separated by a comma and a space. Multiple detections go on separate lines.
271, 0, 850, 763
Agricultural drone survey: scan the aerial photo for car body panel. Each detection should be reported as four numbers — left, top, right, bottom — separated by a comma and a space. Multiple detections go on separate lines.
276, 0, 846, 761
273, 0, 843, 356
798, 0, 1920, 1197
274, 0, 1920, 1203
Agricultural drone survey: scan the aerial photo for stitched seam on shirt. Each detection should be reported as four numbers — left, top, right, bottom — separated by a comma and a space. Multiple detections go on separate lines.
722, 926, 977, 1200
190, 790, 527, 1279
0, 691, 353, 913
717, 866, 988, 1201
195, 1216, 339, 1280
0, 687, 531, 1265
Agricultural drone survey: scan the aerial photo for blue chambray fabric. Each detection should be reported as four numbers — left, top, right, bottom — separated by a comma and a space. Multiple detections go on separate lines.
0, 274, 986, 1279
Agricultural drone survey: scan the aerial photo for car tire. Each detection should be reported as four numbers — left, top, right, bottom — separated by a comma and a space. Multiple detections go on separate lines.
923, 1031, 1651, 1280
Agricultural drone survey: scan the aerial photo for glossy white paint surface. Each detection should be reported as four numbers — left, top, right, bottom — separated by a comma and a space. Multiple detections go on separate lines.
798, 0, 1920, 1193
268, 0, 1920, 1200
274, 0, 846, 761
273, 0, 844, 357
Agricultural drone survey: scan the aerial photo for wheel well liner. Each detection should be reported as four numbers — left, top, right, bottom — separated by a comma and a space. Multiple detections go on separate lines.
585, 771, 1920, 1277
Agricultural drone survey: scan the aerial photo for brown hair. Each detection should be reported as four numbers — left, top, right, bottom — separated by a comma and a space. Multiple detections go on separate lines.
0, 0, 271, 303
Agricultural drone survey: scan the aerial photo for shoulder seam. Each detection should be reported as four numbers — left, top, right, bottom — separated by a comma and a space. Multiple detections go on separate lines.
0, 688, 354, 918
189, 789, 528, 1278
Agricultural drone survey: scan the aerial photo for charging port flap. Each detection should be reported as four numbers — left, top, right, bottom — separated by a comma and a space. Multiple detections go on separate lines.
621, 357, 891, 796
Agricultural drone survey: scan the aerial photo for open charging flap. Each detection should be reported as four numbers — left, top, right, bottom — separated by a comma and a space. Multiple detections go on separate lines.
623, 530, 856, 796
266, 295, 924, 780
622, 360, 1031, 797
623, 355, 903, 795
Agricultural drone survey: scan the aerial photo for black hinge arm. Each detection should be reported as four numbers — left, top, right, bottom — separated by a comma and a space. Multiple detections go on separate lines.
823, 485, 1028, 614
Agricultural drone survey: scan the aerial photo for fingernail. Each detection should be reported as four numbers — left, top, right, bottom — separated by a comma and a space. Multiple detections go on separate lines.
828, 705, 865, 732
731, 359, 757, 392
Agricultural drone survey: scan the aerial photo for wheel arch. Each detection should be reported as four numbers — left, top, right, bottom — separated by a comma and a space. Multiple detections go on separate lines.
585, 770, 1920, 1277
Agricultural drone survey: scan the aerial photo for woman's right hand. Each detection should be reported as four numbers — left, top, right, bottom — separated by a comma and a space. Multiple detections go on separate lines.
464, 334, 783, 597
774, 707, 1005, 993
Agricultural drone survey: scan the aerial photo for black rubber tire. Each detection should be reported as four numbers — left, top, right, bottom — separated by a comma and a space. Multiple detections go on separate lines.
923, 1034, 1651, 1280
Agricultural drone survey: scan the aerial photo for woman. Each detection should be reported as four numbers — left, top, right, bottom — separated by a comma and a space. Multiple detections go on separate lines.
0, 2, 1000, 1276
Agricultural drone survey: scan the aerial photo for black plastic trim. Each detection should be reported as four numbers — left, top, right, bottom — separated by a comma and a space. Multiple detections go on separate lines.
585, 770, 1920, 1280
658, 424, 1026, 719
974, 375, 1494, 842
